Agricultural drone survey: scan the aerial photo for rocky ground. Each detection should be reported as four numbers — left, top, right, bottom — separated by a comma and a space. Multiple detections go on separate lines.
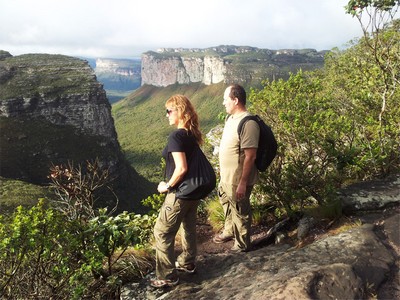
121, 175, 400, 300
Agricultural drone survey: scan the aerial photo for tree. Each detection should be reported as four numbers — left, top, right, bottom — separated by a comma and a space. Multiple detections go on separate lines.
345, 0, 400, 124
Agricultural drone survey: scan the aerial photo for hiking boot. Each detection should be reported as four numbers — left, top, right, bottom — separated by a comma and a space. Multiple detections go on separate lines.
213, 233, 233, 244
175, 261, 196, 273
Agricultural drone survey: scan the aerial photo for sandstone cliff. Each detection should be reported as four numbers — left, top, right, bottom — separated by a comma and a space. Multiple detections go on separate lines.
0, 53, 118, 142
0, 51, 153, 212
95, 58, 141, 77
141, 45, 326, 87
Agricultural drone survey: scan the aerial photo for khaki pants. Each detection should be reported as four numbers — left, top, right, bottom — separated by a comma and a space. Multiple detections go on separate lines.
153, 192, 200, 280
219, 182, 253, 251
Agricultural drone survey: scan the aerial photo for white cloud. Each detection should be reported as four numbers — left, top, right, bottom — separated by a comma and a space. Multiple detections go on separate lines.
0, 0, 366, 58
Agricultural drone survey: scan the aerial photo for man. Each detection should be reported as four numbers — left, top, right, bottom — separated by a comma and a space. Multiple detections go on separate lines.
213, 84, 260, 252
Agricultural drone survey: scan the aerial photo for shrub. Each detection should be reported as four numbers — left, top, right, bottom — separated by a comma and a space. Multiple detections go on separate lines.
0, 200, 94, 299
205, 197, 225, 232
0, 160, 158, 299
248, 21, 399, 217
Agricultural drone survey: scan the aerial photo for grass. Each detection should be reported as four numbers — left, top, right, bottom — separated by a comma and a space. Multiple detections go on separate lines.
0, 177, 55, 213
205, 197, 225, 232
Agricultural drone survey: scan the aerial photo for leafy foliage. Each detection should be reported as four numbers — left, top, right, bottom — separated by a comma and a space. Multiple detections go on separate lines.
0, 161, 156, 299
0, 200, 91, 299
345, 0, 399, 15
248, 20, 399, 216
0, 4, 399, 299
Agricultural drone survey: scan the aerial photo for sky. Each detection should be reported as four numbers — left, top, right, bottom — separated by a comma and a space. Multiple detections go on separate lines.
0, 0, 365, 59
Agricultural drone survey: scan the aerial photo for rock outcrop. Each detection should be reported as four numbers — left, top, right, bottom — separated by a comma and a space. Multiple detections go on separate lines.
0, 51, 152, 212
141, 46, 326, 87
0, 53, 118, 143
121, 175, 400, 299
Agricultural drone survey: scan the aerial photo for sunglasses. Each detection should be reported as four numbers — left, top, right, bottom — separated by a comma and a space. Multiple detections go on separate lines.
166, 109, 174, 115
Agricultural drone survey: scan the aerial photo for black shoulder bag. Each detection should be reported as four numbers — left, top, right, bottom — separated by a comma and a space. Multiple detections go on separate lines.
174, 145, 216, 200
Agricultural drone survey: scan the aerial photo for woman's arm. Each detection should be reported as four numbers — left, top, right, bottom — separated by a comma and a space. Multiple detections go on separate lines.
158, 151, 187, 193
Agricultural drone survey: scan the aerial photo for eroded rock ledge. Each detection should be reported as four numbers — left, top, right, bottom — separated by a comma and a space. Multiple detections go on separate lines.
121, 175, 400, 299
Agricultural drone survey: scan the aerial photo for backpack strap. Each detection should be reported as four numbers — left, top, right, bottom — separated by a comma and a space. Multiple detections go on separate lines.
237, 115, 255, 137
237, 115, 257, 164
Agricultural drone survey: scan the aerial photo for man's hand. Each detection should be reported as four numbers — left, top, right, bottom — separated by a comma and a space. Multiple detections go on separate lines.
236, 182, 247, 201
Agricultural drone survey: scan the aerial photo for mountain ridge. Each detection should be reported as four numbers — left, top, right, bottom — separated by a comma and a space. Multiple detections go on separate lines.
141, 45, 326, 87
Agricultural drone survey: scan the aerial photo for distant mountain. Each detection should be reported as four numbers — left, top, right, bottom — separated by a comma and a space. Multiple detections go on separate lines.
141, 45, 327, 88
85, 45, 326, 104
80, 57, 142, 103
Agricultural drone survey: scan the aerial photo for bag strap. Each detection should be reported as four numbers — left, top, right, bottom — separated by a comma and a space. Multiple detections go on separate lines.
237, 115, 254, 164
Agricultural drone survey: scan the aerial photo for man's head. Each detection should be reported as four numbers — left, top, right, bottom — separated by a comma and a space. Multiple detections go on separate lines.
223, 84, 246, 115
229, 84, 246, 106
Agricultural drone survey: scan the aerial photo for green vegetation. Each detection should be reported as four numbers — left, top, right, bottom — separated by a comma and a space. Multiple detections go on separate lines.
0, 117, 117, 184
0, 199, 155, 299
0, 162, 156, 299
0, 54, 97, 99
0, 177, 55, 214
247, 18, 399, 217
205, 197, 225, 232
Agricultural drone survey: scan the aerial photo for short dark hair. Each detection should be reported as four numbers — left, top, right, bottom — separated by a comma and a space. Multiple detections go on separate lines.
229, 84, 246, 106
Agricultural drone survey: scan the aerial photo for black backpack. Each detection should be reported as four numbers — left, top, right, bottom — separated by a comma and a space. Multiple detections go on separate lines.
237, 115, 278, 171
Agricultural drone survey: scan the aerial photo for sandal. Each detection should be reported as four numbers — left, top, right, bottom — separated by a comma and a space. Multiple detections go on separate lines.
150, 277, 179, 288
175, 261, 196, 273
213, 233, 233, 244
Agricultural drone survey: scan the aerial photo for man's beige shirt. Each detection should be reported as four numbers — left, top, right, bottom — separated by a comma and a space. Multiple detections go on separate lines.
219, 111, 260, 186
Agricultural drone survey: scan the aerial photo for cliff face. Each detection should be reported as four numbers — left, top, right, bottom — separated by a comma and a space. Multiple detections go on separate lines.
95, 58, 141, 77
141, 46, 326, 87
0, 53, 118, 143
0, 51, 151, 212
141, 54, 226, 86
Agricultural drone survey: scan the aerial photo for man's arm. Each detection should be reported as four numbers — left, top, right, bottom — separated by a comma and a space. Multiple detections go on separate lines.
236, 148, 257, 200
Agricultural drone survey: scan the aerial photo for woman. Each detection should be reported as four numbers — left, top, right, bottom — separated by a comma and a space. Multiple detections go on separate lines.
150, 94, 203, 288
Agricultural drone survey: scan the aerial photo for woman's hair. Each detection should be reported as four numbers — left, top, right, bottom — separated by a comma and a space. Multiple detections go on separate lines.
166, 94, 203, 145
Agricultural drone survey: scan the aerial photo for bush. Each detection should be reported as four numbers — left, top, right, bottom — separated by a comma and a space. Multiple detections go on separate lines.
0, 200, 94, 299
0, 160, 158, 299
248, 21, 399, 217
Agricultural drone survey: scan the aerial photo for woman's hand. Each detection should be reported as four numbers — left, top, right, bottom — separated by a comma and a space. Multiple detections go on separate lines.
157, 181, 169, 193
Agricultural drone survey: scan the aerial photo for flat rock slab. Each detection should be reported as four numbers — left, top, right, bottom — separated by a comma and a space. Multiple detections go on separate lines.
122, 220, 396, 300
